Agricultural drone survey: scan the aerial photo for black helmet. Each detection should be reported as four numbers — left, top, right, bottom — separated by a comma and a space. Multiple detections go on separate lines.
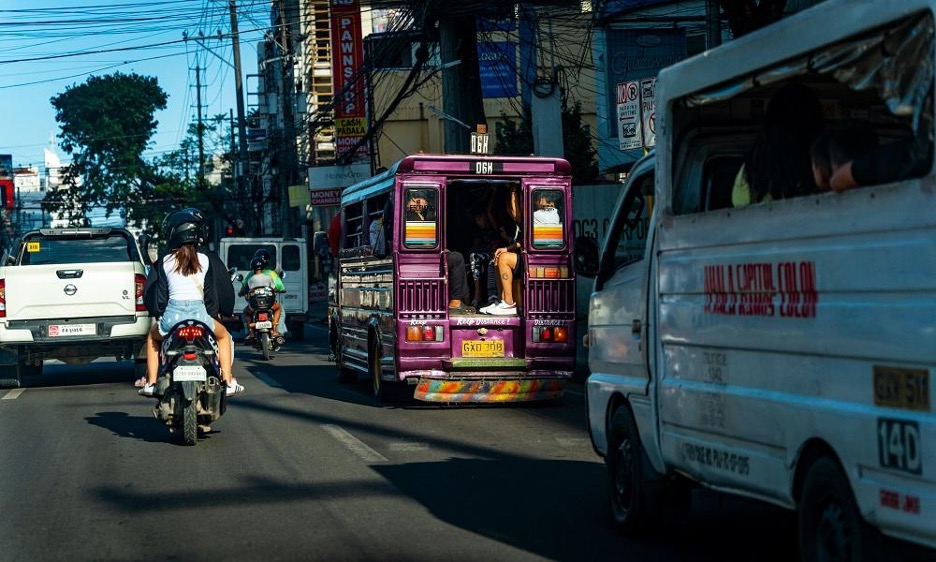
162, 208, 206, 250
253, 249, 271, 269
250, 257, 265, 271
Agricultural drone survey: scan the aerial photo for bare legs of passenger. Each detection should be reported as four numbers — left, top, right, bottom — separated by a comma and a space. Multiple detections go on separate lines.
271, 303, 283, 338
495, 252, 518, 306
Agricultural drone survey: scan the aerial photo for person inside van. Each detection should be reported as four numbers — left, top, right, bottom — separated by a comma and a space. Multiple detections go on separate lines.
811, 123, 879, 191
467, 205, 510, 310
829, 132, 932, 191
404, 191, 470, 313
533, 192, 561, 225
732, 83, 825, 206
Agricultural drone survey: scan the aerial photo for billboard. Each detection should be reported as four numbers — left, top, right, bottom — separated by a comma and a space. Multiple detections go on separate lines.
478, 41, 518, 98
330, 0, 369, 161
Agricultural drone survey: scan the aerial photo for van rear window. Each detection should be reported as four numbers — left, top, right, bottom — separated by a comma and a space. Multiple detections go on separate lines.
228, 245, 277, 270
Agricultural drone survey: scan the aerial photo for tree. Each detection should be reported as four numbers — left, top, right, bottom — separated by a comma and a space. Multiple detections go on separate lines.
47, 72, 168, 227
495, 101, 599, 184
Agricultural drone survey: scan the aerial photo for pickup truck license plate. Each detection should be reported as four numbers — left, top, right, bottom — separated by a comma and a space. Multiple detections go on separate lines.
462, 340, 504, 358
48, 324, 96, 337
173, 365, 207, 382
255, 321, 273, 329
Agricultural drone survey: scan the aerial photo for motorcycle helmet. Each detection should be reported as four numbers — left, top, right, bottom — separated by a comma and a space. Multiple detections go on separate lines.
250, 257, 265, 271
162, 208, 206, 250
253, 249, 272, 269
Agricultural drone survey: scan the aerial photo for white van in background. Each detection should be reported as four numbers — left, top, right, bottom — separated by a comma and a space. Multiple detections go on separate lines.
576, 1, 935, 559
219, 237, 309, 340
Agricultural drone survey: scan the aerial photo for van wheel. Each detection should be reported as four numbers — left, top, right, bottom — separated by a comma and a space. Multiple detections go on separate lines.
607, 406, 661, 536
799, 457, 874, 562
287, 320, 305, 341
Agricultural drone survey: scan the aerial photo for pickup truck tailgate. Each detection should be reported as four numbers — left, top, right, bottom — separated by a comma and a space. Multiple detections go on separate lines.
3, 262, 140, 320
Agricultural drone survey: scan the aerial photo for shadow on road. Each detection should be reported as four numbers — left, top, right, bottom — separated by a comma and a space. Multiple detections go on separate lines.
85, 411, 174, 443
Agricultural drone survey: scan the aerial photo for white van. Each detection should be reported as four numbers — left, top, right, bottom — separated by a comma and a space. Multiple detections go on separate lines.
575, 1, 935, 559
219, 237, 309, 340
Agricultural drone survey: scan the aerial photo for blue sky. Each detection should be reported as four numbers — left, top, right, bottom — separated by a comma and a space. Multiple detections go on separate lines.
0, 0, 268, 169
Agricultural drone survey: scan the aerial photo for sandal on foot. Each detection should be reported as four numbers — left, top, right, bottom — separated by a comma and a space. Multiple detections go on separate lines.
133, 376, 147, 388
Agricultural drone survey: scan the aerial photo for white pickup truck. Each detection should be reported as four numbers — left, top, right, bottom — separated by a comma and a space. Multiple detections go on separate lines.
0, 227, 151, 388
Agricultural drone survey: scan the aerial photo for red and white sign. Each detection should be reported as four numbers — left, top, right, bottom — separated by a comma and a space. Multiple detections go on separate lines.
616, 81, 642, 151
330, 0, 365, 119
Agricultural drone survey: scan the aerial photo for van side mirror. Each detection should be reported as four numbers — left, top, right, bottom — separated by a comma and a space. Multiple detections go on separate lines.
573, 236, 600, 277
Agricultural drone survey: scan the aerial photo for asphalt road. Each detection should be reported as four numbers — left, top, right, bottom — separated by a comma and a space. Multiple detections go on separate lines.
0, 322, 804, 562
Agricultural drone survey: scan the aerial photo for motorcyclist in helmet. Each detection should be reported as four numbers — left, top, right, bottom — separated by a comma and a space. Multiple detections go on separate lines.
240, 254, 285, 341
140, 208, 242, 396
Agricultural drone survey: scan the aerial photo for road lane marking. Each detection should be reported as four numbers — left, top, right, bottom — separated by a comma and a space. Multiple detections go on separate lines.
322, 424, 387, 463
2, 389, 25, 400
253, 371, 282, 388
556, 437, 591, 448
388, 442, 429, 452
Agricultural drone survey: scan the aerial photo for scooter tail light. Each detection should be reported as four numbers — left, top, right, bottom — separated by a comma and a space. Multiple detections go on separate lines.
176, 325, 206, 341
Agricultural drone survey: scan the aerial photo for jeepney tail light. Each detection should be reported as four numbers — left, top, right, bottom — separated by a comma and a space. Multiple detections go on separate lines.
406, 325, 443, 342
135, 274, 146, 312
0, 278, 5, 318
533, 325, 568, 343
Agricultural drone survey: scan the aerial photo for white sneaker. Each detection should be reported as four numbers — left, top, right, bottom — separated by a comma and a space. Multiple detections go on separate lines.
489, 301, 517, 316
226, 379, 245, 396
479, 300, 501, 314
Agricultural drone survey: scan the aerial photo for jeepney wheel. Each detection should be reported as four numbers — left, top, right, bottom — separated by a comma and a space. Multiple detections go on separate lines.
370, 339, 395, 403
607, 405, 659, 536
799, 457, 875, 562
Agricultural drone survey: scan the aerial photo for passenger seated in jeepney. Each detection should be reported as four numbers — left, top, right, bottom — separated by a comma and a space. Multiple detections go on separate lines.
480, 185, 522, 316
404, 191, 470, 313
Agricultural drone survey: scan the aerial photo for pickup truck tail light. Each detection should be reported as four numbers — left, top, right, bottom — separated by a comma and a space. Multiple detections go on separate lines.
135, 274, 146, 312
0, 278, 5, 318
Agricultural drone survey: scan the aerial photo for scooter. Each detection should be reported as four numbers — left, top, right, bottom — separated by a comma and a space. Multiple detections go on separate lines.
245, 286, 284, 360
150, 319, 226, 446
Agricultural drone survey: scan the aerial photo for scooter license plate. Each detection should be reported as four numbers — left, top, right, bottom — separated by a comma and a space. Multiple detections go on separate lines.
173, 365, 207, 382
255, 321, 273, 329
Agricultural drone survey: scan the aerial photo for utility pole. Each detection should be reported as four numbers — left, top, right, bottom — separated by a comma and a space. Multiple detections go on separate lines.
277, 0, 299, 238
439, 15, 485, 154
229, 0, 251, 232
195, 65, 206, 189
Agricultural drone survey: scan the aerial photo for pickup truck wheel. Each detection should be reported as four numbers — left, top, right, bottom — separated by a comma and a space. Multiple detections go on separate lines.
0, 365, 21, 388
607, 406, 661, 536
799, 457, 875, 562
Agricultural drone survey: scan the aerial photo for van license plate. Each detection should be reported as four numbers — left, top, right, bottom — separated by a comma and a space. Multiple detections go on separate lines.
255, 321, 273, 329
48, 324, 96, 337
173, 366, 207, 382
462, 340, 504, 358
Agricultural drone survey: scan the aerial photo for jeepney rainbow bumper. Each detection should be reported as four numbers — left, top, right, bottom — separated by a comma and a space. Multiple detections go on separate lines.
409, 363, 570, 403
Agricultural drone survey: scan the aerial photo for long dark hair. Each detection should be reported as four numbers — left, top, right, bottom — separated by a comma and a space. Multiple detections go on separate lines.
745, 83, 824, 202
171, 243, 202, 276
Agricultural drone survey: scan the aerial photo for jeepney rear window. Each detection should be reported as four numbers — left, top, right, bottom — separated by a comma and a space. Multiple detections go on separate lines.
403, 186, 439, 249
531, 188, 565, 249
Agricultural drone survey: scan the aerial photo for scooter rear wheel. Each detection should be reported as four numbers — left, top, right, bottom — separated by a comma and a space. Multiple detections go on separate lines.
182, 398, 197, 446
259, 332, 272, 360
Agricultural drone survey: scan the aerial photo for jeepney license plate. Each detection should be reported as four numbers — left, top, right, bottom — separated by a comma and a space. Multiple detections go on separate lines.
462, 340, 504, 358
173, 365, 207, 382
48, 323, 96, 337
255, 321, 273, 329
874, 366, 930, 411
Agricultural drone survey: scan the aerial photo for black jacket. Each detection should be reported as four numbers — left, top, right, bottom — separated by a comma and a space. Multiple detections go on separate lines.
143, 249, 235, 318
